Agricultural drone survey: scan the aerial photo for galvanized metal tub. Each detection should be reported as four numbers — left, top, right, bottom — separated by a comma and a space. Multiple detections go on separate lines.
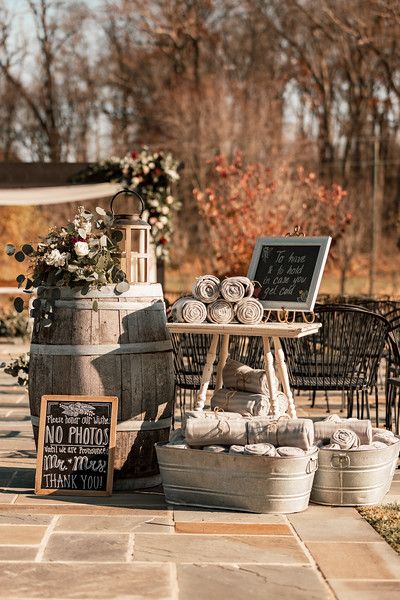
311, 440, 400, 506
155, 444, 318, 514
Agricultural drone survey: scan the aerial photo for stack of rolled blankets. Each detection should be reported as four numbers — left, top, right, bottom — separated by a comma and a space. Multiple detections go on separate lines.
172, 274, 264, 325
314, 414, 399, 450
210, 358, 289, 417
166, 410, 317, 458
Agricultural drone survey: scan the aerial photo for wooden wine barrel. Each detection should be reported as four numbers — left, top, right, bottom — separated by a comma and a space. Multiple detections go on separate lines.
28, 284, 175, 490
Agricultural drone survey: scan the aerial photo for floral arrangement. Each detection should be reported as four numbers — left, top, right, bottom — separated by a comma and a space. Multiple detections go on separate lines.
6, 206, 128, 325
72, 147, 182, 261
3, 352, 29, 387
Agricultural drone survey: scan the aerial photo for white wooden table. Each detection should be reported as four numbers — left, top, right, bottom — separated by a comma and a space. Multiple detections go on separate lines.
167, 322, 321, 418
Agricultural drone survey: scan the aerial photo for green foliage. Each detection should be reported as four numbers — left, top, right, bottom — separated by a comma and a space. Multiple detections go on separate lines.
0, 309, 30, 339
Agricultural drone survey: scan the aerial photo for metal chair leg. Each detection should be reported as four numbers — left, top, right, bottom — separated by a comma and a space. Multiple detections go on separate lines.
374, 385, 379, 427
325, 391, 330, 413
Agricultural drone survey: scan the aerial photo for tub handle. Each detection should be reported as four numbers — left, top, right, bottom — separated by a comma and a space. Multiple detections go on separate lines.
306, 455, 319, 474
330, 453, 351, 469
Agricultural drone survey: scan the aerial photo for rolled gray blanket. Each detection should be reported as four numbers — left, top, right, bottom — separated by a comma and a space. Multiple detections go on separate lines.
248, 417, 314, 451
223, 358, 278, 396
220, 277, 254, 302
172, 296, 207, 323
210, 388, 270, 417
331, 428, 360, 449
229, 445, 245, 455
275, 391, 289, 416
185, 417, 248, 446
372, 430, 398, 446
244, 443, 276, 456
277, 446, 305, 457
202, 445, 228, 453
235, 298, 264, 325
183, 410, 244, 429
371, 440, 390, 449
207, 299, 235, 324
192, 275, 220, 303
314, 418, 372, 445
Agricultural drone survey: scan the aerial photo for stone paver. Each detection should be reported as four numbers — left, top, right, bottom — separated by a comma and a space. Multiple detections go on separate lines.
329, 580, 400, 600
177, 564, 333, 600
43, 532, 130, 562
0, 364, 398, 599
133, 533, 309, 564
306, 541, 400, 579
0, 563, 174, 599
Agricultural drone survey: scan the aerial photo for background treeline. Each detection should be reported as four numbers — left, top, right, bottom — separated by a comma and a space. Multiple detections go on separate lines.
1, 0, 400, 294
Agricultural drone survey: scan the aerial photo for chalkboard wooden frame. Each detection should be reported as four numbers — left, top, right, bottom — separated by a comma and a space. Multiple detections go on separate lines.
247, 236, 331, 311
35, 395, 118, 496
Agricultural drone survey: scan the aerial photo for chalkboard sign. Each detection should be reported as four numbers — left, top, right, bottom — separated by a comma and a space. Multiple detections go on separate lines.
35, 395, 118, 496
247, 236, 331, 311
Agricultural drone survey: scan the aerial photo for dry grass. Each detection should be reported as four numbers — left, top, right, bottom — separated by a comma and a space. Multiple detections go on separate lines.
358, 503, 400, 554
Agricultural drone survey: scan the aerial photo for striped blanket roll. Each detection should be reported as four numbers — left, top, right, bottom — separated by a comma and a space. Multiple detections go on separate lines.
207, 299, 235, 324
277, 446, 305, 457
235, 298, 264, 325
248, 418, 315, 451
172, 296, 207, 323
220, 277, 254, 302
210, 388, 270, 417
244, 443, 276, 456
314, 416, 372, 445
222, 358, 276, 396
192, 275, 220, 303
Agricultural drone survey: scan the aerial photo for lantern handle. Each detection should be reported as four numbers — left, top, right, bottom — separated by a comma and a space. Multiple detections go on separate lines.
110, 188, 145, 217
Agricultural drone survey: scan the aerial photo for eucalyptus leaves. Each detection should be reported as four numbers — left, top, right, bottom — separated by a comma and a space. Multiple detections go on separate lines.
6, 205, 129, 329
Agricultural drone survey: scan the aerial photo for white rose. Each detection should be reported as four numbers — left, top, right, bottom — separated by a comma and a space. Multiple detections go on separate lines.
161, 206, 169, 215
159, 215, 168, 224
143, 165, 150, 174
74, 241, 89, 257
45, 249, 69, 267
166, 195, 174, 205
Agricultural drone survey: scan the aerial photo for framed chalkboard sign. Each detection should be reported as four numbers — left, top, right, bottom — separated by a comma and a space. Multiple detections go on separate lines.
247, 236, 331, 311
35, 395, 118, 496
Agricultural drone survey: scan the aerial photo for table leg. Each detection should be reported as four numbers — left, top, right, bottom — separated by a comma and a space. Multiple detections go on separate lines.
194, 334, 219, 411
215, 334, 230, 391
273, 337, 297, 419
262, 336, 280, 418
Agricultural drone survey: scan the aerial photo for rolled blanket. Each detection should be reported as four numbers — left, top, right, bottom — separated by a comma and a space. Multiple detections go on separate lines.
358, 444, 376, 450
223, 358, 278, 396
372, 430, 398, 446
202, 445, 228, 453
183, 410, 244, 429
229, 445, 245, 455
324, 414, 342, 423
192, 275, 220, 303
235, 298, 264, 325
321, 443, 341, 450
220, 277, 254, 302
244, 443, 276, 456
275, 391, 289, 416
207, 299, 235, 324
331, 428, 360, 450
248, 417, 314, 451
371, 441, 390, 449
172, 296, 207, 323
314, 418, 372, 445
185, 417, 248, 446
210, 388, 270, 417
277, 446, 305, 457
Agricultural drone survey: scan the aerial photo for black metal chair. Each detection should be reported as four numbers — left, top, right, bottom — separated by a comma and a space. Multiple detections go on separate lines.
170, 333, 263, 415
282, 305, 390, 424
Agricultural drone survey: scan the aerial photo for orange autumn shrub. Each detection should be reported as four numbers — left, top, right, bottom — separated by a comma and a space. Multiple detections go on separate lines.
194, 152, 351, 276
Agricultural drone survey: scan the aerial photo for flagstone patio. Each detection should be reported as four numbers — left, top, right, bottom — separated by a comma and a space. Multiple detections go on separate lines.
0, 343, 399, 600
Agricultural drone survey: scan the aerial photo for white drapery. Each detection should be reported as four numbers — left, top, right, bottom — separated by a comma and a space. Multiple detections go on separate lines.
0, 183, 120, 206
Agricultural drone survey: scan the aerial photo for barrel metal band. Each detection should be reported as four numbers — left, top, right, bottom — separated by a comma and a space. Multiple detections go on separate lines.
30, 414, 171, 431
30, 340, 172, 356
54, 301, 165, 311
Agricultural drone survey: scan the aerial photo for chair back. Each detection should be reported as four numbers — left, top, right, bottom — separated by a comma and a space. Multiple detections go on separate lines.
283, 305, 389, 391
